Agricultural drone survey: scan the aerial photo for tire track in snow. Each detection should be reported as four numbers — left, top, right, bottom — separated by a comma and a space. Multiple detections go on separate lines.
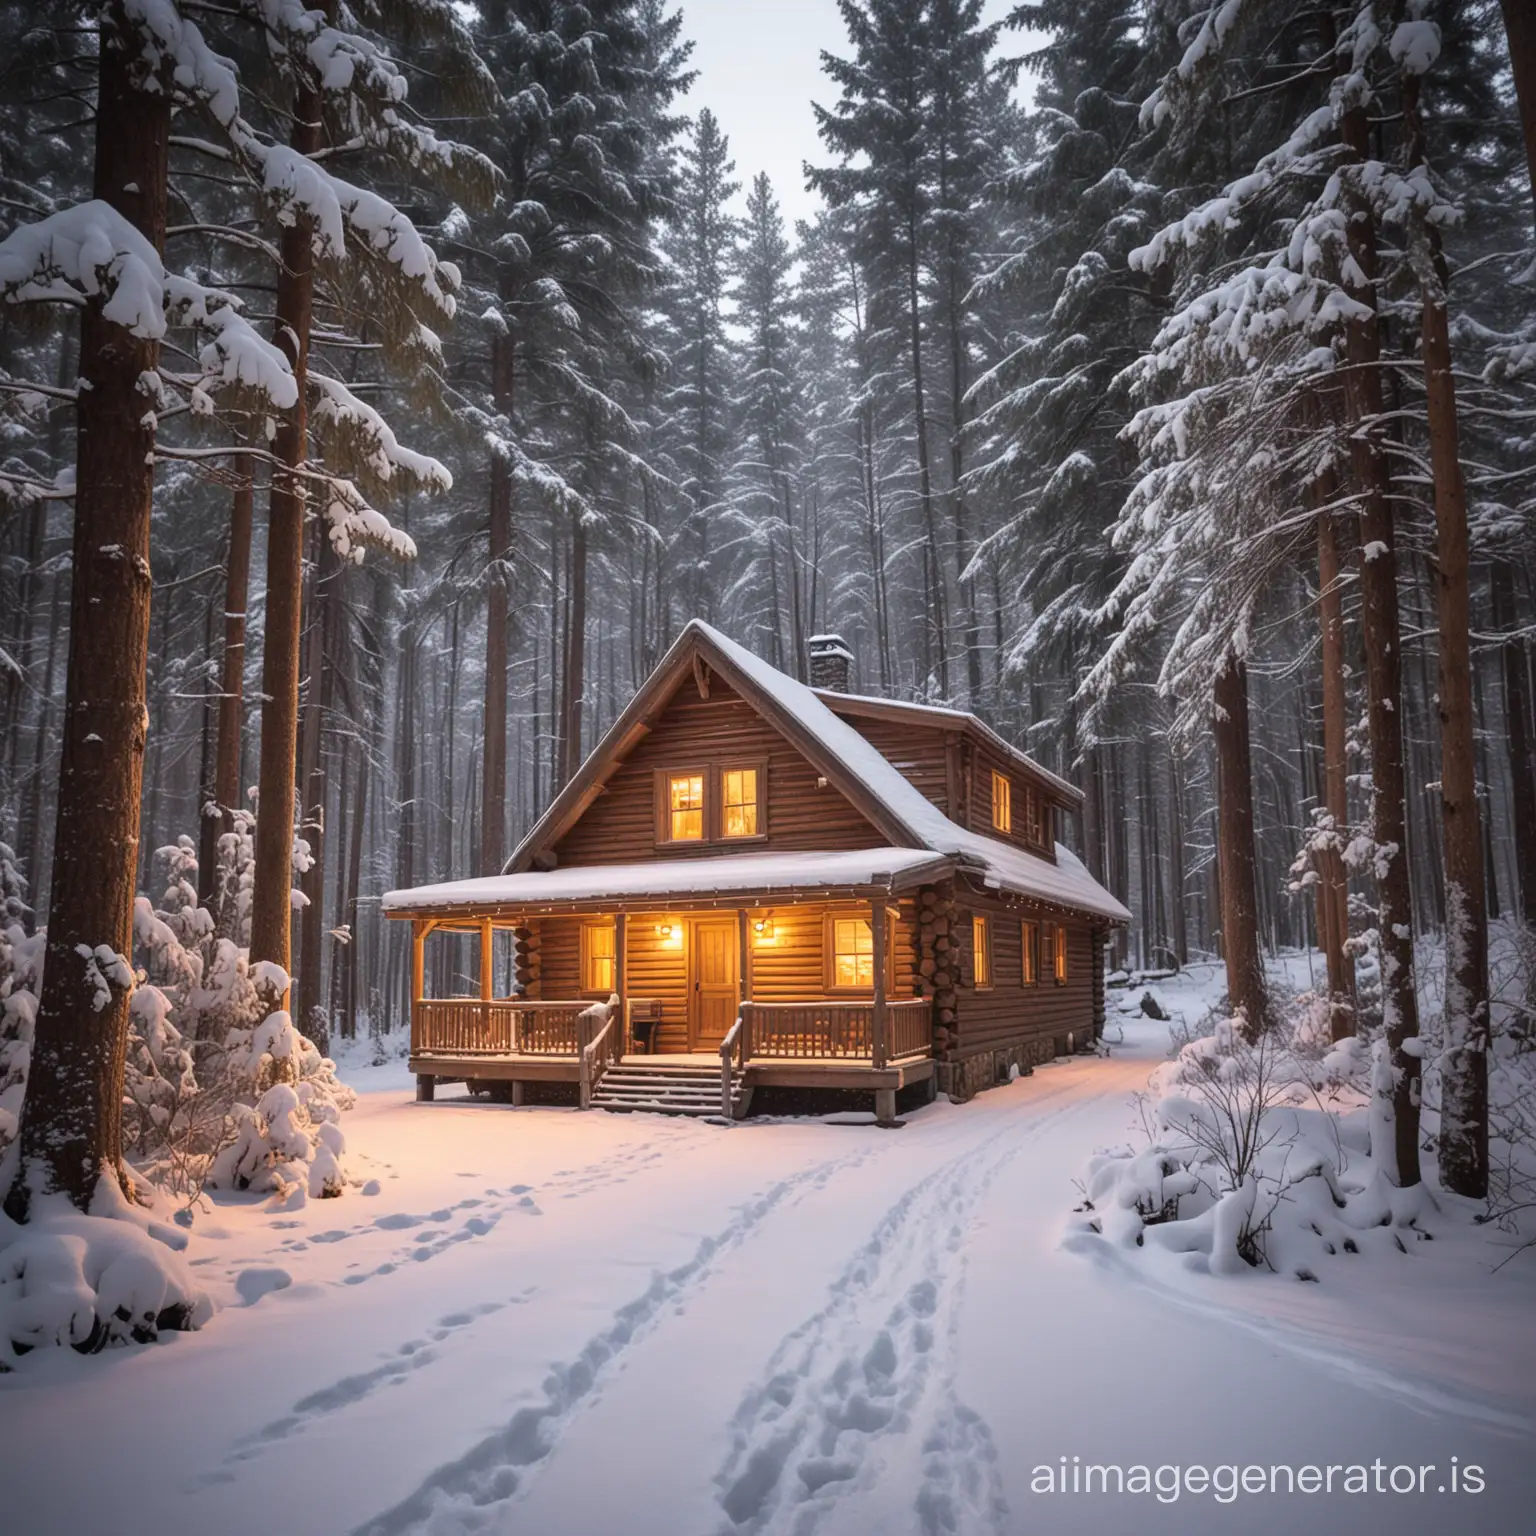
350, 1146, 871, 1536
713, 1088, 1097, 1536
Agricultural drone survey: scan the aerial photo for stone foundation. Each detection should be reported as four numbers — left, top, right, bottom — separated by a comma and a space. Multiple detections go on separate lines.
935, 1034, 1067, 1103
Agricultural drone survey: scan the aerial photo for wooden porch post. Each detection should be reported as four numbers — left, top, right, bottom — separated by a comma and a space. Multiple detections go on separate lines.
412, 919, 433, 1102
480, 917, 494, 1052
615, 911, 628, 1054
738, 906, 752, 1065
872, 899, 889, 1071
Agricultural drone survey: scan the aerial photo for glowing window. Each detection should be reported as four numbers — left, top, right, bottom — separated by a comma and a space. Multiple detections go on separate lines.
1040, 923, 1056, 984
668, 772, 704, 841
1054, 923, 1068, 984
1021, 920, 1039, 985
832, 918, 874, 990
991, 772, 1011, 833
721, 767, 760, 839
973, 916, 992, 987
581, 922, 615, 993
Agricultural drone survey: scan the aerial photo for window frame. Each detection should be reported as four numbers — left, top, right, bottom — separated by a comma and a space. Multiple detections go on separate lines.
1053, 922, 1069, 985
1021, 919, 1039, 986
654, 765, 710, 847
717, 757, 769, 843
990, 770, 1012, 834
822, 908, 898, 994
972, 913, 993, 989
580, 918, 617, 996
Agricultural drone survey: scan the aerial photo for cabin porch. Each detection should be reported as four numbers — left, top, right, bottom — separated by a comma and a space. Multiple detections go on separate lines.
402, 897, 935, 1122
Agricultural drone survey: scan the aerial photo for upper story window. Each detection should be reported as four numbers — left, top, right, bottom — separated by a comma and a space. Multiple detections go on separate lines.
1025, 786, 1046, 846
972, 915, 992, 988
581, 920, 615, 993
990, 771, 1012, 833
721, 765, 760, 839
666, 771, 705, 842
1021, 919, 1039, 985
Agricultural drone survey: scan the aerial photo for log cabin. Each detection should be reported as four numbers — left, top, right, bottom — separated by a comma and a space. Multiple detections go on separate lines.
382, 621, 1130, 1122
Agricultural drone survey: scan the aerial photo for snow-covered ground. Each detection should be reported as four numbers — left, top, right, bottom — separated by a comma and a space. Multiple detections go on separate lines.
2, 991, 1533, 1536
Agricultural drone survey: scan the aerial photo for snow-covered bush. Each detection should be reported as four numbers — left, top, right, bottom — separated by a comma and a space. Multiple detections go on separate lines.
0, 1179, 211, 1367
1074, 1006, 1421, 1280
204, 961, 355, 1203
0, 919, 42, 1161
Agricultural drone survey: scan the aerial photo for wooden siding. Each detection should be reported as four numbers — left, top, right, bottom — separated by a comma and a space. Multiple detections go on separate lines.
827, 708, 1071, 863
950, 889, 1095, 1057
830, 716, 953, 817
537, 900, 919, 1055
551, 676, 885, 866
960, 737, 1061, 862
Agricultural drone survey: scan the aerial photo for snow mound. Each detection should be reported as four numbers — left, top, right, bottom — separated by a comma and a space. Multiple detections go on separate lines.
1072, 1012, 1429, 1281
0, 1189, 210, 1365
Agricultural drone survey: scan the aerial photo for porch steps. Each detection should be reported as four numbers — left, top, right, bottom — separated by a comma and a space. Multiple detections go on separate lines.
591, 1060, 745, 1118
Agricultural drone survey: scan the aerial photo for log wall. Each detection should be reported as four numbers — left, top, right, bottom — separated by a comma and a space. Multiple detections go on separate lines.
537, 900, 920, 1055
552, 677, 885, 866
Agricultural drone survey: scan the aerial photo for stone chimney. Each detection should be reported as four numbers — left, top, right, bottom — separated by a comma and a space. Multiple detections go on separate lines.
808, 633, 854, 693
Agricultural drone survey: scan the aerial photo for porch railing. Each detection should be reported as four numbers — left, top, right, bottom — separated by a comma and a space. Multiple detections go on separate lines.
738, 999, 932, 1063
414, 996, 933, 1066
412, 998, 590, 1057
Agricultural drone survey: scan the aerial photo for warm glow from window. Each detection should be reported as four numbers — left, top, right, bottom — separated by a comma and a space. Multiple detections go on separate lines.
1040, 923, 1056, 984
582, 922, 615, 992
668, 773, 704, 841
722, 767, 760, 838
832, 917, 874, 989
1054, 923, 1068, 983
991, 771, 1011, 833
1022, 920, 1039, 985
973, 916, 991, 987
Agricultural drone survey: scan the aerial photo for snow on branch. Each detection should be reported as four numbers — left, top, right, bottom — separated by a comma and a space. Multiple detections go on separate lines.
309, 372, 450, 494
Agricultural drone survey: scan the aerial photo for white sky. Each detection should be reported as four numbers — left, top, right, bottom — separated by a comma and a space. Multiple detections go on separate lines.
675, 0, 1032, 230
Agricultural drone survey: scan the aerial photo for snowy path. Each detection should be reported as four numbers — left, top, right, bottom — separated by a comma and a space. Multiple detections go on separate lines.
2, 1038, 1533, 1536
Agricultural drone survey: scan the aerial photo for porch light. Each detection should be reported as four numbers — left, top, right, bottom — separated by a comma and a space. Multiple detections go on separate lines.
752, 915, 775, 944
655, 921, 682, 949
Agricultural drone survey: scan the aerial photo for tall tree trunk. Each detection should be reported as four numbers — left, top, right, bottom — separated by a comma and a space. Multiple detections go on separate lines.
480, 333, 514, 875
1212, 656, 1268, 1039
906, 210, 946, 695
6, 4, 169, 1217
1490, 562, 1536, 919
199, 457, 253, 916
250, 63, 323, 1005
1340, 99, 1422, 1187
560, 513, 589, 786
296, 527, 339, 1052
1500, 0, 1536, 219
1316, 475, 1356, 1039
1405, 69, 1490, 1198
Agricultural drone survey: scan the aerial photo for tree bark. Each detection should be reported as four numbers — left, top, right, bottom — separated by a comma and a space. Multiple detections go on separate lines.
199, 457, 253, 917
1339, 99, 1422, 1187
480, 332, 514, 875
560, 511, 588, 786
249, 64, 323, 1001
296, 524, 339, 1052
1212, 656, 1268, 1039
6, 4, 169, 1217
1405, 69, 1490, 1198
1499, 0, 1536, 222
1490, 561, 1536, 919
1316, 473, 1356, 1039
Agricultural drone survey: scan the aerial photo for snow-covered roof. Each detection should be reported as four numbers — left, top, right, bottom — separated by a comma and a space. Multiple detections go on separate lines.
383, 848, 952, 916
464, 620, 1130, 926
811, 689, 1084, 806
687, 625, 1130, 923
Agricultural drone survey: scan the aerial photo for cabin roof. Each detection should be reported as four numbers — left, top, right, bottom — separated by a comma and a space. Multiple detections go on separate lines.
384, 619, 1130, 924
382, 848, 953, 918
810, 690, 1083, 806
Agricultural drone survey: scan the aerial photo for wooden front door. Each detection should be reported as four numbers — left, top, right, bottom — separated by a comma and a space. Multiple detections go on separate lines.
689, 917, 739, 1051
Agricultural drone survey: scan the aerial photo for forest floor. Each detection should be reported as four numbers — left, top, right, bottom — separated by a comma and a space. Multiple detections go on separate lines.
2, 962, 1534, 1536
